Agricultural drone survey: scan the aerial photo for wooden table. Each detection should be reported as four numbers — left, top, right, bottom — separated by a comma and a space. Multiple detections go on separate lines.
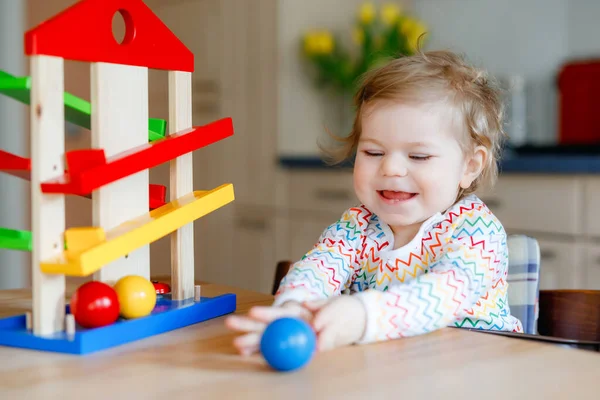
1, 282, 599, 399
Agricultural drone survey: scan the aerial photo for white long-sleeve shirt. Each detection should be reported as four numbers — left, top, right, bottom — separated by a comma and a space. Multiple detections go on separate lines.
273, 194, 523, 343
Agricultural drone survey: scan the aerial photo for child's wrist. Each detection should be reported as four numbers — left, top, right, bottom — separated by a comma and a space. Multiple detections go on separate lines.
351, 291, 378, 344
281, 300, 301, 308
272, 288, 314, 307
350, 295, 368, 344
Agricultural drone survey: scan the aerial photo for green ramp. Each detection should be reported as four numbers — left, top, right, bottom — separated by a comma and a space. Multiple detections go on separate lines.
0, 227, 32, 252
0, 69, 166, 142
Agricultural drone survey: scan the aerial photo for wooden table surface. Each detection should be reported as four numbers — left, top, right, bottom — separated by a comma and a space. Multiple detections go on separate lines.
1, 281, 599, 399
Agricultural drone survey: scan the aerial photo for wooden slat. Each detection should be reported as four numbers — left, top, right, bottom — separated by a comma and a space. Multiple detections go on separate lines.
91, 62, 150, 284
168, 71, 194, 300
257, 0, 279, 293
30, 55, 66, 335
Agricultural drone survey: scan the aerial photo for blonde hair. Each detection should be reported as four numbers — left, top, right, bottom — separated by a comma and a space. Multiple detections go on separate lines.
320, 50, 507, 197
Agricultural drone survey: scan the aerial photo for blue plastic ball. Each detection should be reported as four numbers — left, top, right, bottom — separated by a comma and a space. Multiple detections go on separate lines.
260, 317, 316, 372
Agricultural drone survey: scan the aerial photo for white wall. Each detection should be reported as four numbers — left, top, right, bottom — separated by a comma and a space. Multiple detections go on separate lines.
567, 0, 600, 59
279, 0, 600, 152
415, 0, 600, 145
413, 0, 569, 145
0, 0, 29, 289
415, 0, 568, 143
278, 0, 409, 156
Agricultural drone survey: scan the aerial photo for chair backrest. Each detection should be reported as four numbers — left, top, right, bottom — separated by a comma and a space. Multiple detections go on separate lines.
272, 261, 292, 295
506, 234, 541, 334
538, 289, 600, 342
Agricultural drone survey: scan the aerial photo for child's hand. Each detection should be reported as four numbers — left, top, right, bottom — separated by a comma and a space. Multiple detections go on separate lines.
225, 301, 312, 356
304, 295, 367, 352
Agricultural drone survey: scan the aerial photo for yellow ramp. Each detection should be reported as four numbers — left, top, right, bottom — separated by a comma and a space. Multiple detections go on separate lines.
41, 184, 234, 277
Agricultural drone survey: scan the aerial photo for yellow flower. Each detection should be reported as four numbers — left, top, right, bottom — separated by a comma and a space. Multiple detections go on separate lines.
303, 32, 318, 55
353, 27, 365, 45
318, 32, 335, 54
399, 17, 415, 36
399, 18, 427, 52
381, 3, 402, 26
303, 30, 335, 56
358, 2, 376, 24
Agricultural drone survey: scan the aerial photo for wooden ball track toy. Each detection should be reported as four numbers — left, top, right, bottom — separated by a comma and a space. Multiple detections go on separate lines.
0, 0, 236, 355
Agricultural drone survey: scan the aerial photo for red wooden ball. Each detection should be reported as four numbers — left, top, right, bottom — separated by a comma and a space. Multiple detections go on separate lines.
70, 281, 120, 328
152, 281, 171, 294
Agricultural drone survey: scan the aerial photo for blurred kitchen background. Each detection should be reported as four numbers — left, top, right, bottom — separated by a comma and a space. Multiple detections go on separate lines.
1, 0, 600, 293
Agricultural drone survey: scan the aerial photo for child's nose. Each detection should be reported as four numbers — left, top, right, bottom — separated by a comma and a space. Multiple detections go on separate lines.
380, 156, 408, 177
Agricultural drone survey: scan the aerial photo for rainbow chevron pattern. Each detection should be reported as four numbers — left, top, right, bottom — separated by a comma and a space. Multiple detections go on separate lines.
275, 194, 523, 343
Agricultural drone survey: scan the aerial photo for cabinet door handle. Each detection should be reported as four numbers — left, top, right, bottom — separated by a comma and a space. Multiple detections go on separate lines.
540, 249, 556, 260
315, 188, 352, 201
236, 217, 267, 231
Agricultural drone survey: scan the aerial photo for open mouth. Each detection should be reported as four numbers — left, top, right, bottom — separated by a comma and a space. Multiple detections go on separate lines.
377, 190, 418, 202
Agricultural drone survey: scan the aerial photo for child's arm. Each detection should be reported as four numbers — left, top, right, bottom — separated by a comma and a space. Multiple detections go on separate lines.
273, 207, 365, 306
226, 207, 365, 356
354, 232, 505, 343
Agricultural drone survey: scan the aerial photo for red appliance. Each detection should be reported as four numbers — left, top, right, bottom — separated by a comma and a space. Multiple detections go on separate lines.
558, 59, 600, 144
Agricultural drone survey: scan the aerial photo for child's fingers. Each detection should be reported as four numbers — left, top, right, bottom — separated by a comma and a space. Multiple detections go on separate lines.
302, 298, 329, 312
315, 325, 338, 352
249, 305, 312, 322
225, 315, 266, 333
311, 302, 336, 333
233, 332, 261, 356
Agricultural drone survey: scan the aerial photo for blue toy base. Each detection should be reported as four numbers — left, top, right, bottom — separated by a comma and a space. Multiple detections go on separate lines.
0, 293, 236, 355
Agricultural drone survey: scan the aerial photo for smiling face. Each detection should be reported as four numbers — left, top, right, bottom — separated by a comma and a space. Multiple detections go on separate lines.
353, 100, 486, 241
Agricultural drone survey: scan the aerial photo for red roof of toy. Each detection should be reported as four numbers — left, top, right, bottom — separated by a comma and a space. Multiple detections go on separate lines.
25, 0, 194, 72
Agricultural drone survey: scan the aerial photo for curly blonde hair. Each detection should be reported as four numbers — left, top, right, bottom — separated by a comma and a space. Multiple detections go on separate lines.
320, 50, 507, 197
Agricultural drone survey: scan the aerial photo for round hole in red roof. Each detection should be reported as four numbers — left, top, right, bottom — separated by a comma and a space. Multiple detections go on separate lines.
112, 9, 135, 46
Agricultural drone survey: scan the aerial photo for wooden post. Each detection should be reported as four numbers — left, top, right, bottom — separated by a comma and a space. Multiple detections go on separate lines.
30, 55, 66, 335
168, 71, 194, 300
91, 62, 150, 284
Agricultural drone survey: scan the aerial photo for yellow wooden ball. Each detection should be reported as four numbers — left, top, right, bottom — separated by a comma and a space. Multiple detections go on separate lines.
113, 275, 157, 319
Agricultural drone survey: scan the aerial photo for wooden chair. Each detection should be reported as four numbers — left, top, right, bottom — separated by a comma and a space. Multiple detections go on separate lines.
272, 261, 292, 295
538, 289, 600, 342
506, 235, 541, 334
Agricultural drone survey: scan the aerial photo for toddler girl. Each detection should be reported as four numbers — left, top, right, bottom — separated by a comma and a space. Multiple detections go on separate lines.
226, 50, 523, 355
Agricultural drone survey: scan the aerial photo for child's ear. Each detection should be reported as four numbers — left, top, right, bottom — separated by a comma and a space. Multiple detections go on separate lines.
460, 146, 488, 189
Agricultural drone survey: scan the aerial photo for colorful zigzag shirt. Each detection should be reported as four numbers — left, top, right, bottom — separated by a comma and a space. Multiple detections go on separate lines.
274, 194, 523, 344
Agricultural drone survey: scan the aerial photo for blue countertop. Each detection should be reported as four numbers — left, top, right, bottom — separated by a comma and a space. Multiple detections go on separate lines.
279, 154, 600, 174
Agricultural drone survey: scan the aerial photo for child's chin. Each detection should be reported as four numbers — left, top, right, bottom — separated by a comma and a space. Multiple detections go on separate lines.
379, 214, 416, 228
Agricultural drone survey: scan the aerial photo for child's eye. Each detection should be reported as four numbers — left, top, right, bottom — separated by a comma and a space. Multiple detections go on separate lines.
409, 154, 431, 161
363, 150, 383, 157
